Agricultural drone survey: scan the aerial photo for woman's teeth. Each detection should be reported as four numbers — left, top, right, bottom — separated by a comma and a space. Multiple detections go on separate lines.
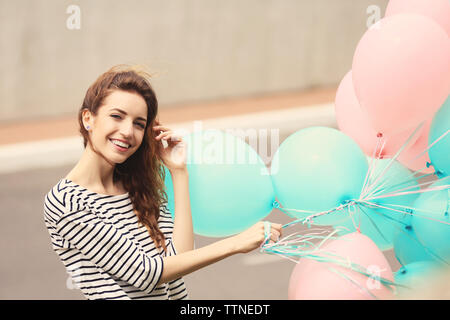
110, 139, 130, 149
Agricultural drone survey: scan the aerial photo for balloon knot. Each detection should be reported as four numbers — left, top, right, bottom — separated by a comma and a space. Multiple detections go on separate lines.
436, 170, 445, 179
426, 161, 432, 168
272, 200, 280, 209
377, 132, 383, 138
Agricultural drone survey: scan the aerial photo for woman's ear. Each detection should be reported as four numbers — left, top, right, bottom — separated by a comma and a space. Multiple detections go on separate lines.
82, 108, 93, 131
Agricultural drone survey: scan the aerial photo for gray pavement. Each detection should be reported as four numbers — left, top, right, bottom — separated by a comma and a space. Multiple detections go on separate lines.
0, 161, 401, 300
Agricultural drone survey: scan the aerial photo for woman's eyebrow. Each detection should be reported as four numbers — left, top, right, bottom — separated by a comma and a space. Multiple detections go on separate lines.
110, 107, 147, 122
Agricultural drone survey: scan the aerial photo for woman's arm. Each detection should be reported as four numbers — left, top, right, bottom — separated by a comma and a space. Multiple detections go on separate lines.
153, 125, 194, 254
157, 221, 282, 285
170, 168, 194, 254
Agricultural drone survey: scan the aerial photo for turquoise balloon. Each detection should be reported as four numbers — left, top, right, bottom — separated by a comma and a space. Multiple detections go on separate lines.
164, 130, 275, 237
365, 158, 420, 214
393, 224, 437, 266
410, 179, 450, 263
429, 95, 450, 177
338, 159, 419, 250
394, 261, 441, 295
270, 127, 368, 225
337, 205, 401, 251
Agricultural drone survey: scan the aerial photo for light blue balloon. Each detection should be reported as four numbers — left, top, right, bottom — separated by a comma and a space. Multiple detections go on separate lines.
410, 179, 450, 263
337, 205, 403, 251
394, 261, 441, 295
270, 127, 368, 225
164, 130, 275, 237
365, 158, 420, 214
429, 95, 450, 177
338, 158, 420, 250
393, 224, 437, 266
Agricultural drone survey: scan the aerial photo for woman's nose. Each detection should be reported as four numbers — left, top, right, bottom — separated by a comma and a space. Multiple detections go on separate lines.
120, 121, 134, 137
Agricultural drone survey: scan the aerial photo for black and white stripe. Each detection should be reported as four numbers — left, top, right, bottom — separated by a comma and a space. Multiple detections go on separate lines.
43, 178, 188, 300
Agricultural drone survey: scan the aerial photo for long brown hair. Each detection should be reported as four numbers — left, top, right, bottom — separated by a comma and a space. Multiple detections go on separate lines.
78, 64, 168, 252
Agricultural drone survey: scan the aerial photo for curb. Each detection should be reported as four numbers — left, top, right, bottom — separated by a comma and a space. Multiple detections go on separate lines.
0, 103, 336, 174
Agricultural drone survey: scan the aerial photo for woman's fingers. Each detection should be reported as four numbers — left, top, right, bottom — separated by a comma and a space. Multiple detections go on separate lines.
152, 125, 170, 132
156, 131, 172, 140
266, 223, 282, 244
155, 128, 183, 142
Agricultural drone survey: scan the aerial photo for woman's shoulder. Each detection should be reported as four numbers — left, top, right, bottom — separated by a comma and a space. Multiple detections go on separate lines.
44, 178, 72, 202
43, 178, 76, 222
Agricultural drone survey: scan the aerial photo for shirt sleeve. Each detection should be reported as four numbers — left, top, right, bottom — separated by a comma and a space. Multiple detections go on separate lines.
55, 208, 164, 295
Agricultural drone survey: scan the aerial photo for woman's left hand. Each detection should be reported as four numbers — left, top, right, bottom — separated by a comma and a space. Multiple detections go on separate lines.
153, 125, 187, 172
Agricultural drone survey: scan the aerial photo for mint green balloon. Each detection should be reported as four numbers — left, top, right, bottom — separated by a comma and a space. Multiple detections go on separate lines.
410, 179, 450, 263
164, 130, 275, 237
393, 224, 437, 266
394, 261, 441, 295
270, 127, 368, 225
429, 95, 450, 177
365, 158, 420, 213
338, 158, 420, 250
337, 205, 401, 251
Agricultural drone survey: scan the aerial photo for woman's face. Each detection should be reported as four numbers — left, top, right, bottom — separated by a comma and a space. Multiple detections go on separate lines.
85, 90, 148, 164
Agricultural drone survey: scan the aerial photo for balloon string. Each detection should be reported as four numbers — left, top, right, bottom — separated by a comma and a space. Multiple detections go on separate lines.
364, 184, 450, 202
371, 129, 448, 197
366, 128, 448, 200
369, 172, 438, 199
361, 135, 385, 197
326, 266, 378, 299
360, 200, 450, 226
369, 178, 449, 200
391, 221, 450, 266
358, 205, 391, 244
364, 161, 438, 200
408, 129, 449, 165
263, 235, 399, 296
361, 122, 425, 199
279, 179, 448, 231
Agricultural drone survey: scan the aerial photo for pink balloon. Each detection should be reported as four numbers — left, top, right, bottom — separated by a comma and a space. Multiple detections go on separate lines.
352, 14, 450, 135
397, 118, 435, 173
385, 0, 450, 37
335, 70, 423, 158
288, 232, 395, 300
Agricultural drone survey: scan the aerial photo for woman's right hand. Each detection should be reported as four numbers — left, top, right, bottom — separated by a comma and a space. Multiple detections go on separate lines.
229, 221, 283, 254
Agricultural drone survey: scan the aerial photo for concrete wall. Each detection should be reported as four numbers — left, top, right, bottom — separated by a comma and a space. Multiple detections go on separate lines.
0, 0, 388, 122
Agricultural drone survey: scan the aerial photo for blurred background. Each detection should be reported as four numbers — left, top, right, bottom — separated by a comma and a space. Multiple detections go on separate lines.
0, 0, 401, 300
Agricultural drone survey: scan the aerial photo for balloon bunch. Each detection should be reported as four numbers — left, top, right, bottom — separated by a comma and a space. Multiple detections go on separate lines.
164, 0, 450, 300
263, 0, 450, 299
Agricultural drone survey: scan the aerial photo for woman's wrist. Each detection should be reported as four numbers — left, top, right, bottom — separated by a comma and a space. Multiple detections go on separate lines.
225, 235, 241, 255
169, 166, 188, 176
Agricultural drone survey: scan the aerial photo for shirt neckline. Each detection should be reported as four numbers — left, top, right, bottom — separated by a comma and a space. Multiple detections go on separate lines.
63, 178, 129, 199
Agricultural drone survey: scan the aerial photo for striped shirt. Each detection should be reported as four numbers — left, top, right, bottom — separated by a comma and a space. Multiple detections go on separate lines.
43, 178, 188, 300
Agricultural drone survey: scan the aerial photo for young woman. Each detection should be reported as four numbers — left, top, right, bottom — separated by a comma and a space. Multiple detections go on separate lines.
43, 65, 282, 300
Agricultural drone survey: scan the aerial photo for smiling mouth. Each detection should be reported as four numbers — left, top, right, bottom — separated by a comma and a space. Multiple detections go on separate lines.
109, 139, 131, 151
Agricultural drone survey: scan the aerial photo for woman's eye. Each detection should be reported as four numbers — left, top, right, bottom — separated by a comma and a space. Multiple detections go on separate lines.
111, 114, 121, 119
135, 122, 145, 129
